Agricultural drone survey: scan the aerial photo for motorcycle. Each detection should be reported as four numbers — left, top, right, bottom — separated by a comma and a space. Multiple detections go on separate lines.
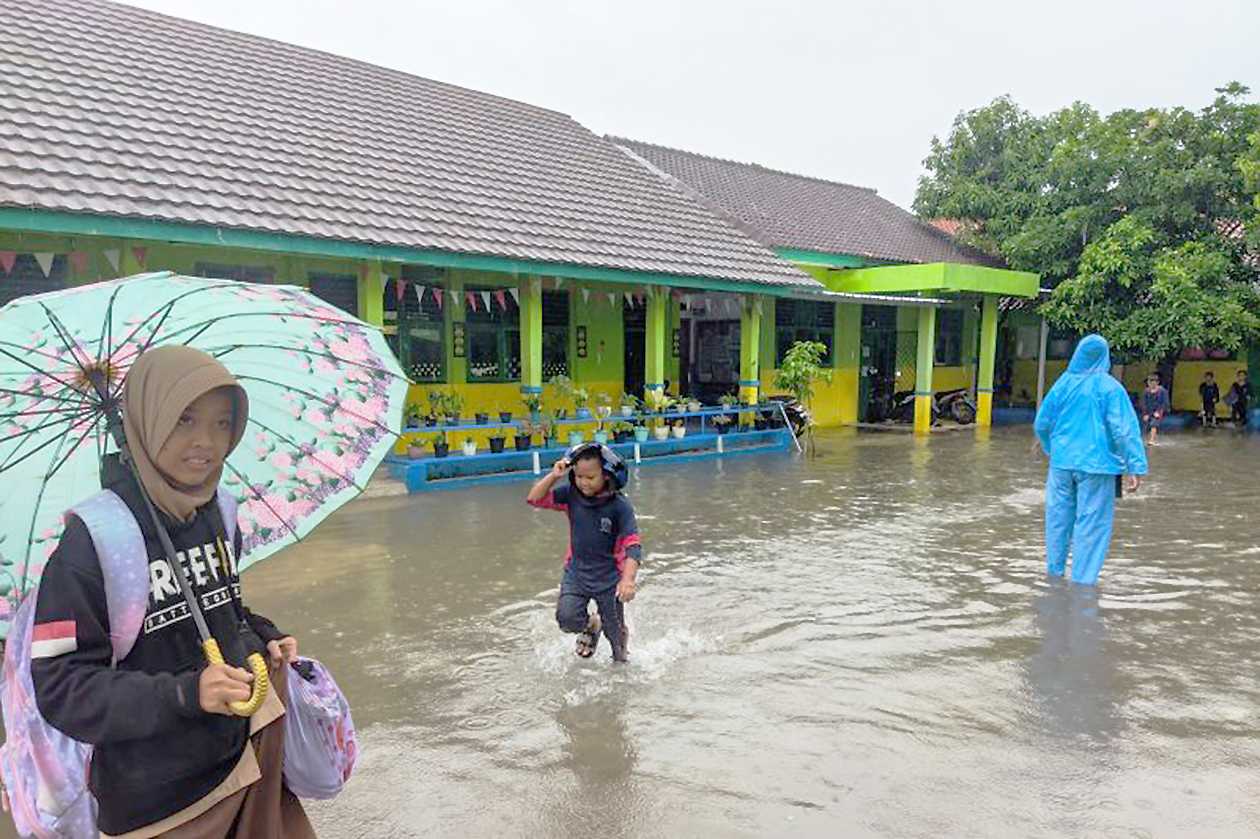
762, 395, 811, 437
888, 388, 977, 426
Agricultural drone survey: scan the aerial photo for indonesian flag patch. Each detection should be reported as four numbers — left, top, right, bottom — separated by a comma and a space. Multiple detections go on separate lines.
31, 621, 77, 659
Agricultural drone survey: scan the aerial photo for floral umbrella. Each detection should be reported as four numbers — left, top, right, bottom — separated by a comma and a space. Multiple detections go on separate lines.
0, 271, 408, 636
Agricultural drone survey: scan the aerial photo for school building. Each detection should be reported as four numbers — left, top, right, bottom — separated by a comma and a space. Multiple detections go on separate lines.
0, 0, 1037, 438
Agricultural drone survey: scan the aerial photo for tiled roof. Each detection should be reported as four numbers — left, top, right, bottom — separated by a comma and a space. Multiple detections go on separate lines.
613, 137, 999, 267
0, 0, 816, 289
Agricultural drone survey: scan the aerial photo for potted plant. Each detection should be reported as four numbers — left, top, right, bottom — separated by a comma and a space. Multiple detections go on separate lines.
406, 437, 426, 458
461, 436, 477, 457
713, 413, 733, 435
498, 403, 513, 424
488, 431, 507, 453
644, 389, 669, 414
568, 429, 584, 447
445, 391, 465, 426
619, 392, 639, 417
404, 400, 425, 430
634, 422, 651, 443
427, 390, 448, 426
522, 391, 544, 422
774, 340, 832, 456
652, 422, 671, 441
432, 434, 450, 458
719, 392, 738, 419
514, 420, 535, 452
686, 396, 701, 413
540, 416, 559, 448
549, 374, 576, 419
671, 418, 687, 439
475, 409, 489, 425
574, 388, 592, 420
595, 392, 613, 420
610, 421, 634, 443
594, 428, 609, 444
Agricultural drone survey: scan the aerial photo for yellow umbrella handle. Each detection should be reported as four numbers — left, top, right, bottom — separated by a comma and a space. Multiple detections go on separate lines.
202, 638, 270, 717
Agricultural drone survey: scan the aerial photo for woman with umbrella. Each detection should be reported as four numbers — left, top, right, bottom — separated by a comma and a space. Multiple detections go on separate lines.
30, 346, 314, 837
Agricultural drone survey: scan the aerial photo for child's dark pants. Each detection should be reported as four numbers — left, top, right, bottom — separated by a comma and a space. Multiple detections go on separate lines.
557, 583, 627, 661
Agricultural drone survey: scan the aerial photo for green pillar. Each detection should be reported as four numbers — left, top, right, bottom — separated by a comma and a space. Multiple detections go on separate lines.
977, 295, 999, 427
357, 261, 384, 328
913, 306, 937, 436
520, 277, 543, 397
645, 286, 667, 399
740, 296, 762, 405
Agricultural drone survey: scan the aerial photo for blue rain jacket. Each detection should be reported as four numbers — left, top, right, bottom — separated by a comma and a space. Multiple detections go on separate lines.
1034, 335, 1148, 476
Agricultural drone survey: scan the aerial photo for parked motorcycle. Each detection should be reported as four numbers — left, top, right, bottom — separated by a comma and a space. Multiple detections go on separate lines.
763, 395, 811, 437
888, 388, 977, 426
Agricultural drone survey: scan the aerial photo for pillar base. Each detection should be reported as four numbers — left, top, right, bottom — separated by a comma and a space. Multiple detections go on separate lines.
913, 394, 933, 436
976, 391, 993, 428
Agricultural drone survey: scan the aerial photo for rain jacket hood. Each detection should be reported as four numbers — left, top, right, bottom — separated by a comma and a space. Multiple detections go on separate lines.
1034, 334, 1148, 476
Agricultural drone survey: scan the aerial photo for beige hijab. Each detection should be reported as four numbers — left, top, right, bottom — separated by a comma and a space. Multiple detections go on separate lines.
121, 346, 249, 522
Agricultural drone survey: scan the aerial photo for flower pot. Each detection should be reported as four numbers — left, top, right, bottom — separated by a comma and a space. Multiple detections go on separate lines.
432, 441, 450, 458
594, 431, 609, 444
634, 427, 650, 443
475, 412, 489, 425
514, 434, 532, 452
406, 444, 426, 459
687, 400, 701, 413
461, 442, 477, 457
447, 414, 462, 426
488, 437, 506, 454
671, 425, 686, 439
499, 412, 513, 424
568, 431, 584, 446
620, 406, 634, 417
653, 426, 670, 441
424, 416, 437, 427
754, 418, 769, 431
614, 431, 631, 443
529, 409, 542, 422
576, 407, 593, 420
716, 423, 731, 435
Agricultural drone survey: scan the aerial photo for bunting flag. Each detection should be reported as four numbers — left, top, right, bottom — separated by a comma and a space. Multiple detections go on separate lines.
553, 277, 564, 290
494, 289, 507, 311
68, 251, 89, 274
0, 251, 15, 275
34, 253, 55, 278
414, 284, 426, 306
480, 290, 491, 312
581, 288, 590, 305
434, 288, 444, 311
131, 247, 147, 269
634, 292, 645, 306
466, 291, 477, 311
607, 292, 617, 308
395, 278, 407, 302
508, 287, 520, 305
103, 249, 121, 273
449, 288, 460, 308
624, 291, 634, 308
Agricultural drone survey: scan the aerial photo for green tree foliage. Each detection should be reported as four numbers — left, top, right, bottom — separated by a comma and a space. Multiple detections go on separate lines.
774, 341, 832, 456
915, 84, 1260, 361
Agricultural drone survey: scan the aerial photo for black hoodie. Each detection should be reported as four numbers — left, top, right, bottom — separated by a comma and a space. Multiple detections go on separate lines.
31, 468, 283, 835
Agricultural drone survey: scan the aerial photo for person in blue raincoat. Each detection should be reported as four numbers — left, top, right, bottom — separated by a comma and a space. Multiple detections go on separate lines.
1034, 335, 1149, 585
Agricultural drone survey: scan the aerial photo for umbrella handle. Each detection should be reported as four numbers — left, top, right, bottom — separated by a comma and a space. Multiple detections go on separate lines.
203, 639, 270, 717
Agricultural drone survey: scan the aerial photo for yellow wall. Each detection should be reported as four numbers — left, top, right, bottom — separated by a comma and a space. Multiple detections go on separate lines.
1011, 360, 1068, 405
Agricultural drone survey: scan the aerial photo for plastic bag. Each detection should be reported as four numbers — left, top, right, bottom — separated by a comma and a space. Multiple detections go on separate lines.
282, 658, 357, 800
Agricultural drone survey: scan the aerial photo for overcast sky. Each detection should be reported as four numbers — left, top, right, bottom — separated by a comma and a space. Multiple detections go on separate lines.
130, 0, 1260, 211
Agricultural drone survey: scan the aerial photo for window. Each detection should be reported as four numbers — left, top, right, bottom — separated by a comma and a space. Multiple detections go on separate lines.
934, 309, 963, 366
385, 274, 445, 382
307, 272, 358, 317
541, 291, 570, 378
775, 299, 834, 365
193, 262, 275, 283
466, 286, 520, 382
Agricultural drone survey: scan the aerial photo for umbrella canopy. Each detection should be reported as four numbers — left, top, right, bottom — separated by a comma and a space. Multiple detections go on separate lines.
0, 271, 408, 635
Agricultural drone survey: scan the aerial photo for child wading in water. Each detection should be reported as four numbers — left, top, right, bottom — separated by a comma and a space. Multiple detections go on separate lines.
31, 346, 314, 837
527, 443, 640, 662
1140, 373, 1170, 445
1226, 370, 1252, 428
1199, 371, 1220, 427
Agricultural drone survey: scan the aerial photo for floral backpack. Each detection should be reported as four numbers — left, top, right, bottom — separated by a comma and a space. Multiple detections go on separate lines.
0, 488, 237, 838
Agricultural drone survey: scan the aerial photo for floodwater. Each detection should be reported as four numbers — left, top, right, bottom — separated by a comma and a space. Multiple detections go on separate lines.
62, 427, 1260, 838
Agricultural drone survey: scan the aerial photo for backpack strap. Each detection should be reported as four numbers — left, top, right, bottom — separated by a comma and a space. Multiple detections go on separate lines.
68, 491, 149, 666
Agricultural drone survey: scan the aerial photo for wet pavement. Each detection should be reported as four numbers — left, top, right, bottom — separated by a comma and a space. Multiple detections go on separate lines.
12, 426, 1260, 838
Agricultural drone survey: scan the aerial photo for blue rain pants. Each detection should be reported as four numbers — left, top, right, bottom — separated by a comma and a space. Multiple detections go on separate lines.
1045, 468, 1116, 586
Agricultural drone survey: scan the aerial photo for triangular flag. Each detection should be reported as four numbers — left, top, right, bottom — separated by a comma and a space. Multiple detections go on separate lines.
635, 293, 645, 306
466, 291, 477, 311
395, 278, 407, 302
434, 288, 444, 311
607, 292, 617, 308
495, 290, 507, 311
34, 252, 55, 278
480, 290, 491, 311
69, 251, 89, 274
414, 284, 426, 306
449, 289, 460, 308
104, 249, 121, 272
581, 288, 590, 305
0, 251, 15, 274
131, 247, 147, 268
624, 291, 634, 308
508, 287, 520, 305
553, 277, 564, 290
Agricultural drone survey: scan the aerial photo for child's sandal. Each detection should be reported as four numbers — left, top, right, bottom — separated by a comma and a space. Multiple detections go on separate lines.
575, 616, 601, 658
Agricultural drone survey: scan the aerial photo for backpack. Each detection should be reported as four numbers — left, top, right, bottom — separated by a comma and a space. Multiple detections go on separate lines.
0, 488, 237, 839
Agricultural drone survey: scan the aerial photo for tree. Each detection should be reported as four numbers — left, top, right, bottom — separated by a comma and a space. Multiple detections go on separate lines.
915, 85, 1260, 365
774, 341, 832, 456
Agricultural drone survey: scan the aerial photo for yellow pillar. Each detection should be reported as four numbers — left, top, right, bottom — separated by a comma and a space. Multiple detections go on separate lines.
977, 295, 998, 427
645, 286, 667, 399
356, 261, 385, 328
520, 277, 543, 397
913, 306, 937, 436
740, 296, 762, 405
